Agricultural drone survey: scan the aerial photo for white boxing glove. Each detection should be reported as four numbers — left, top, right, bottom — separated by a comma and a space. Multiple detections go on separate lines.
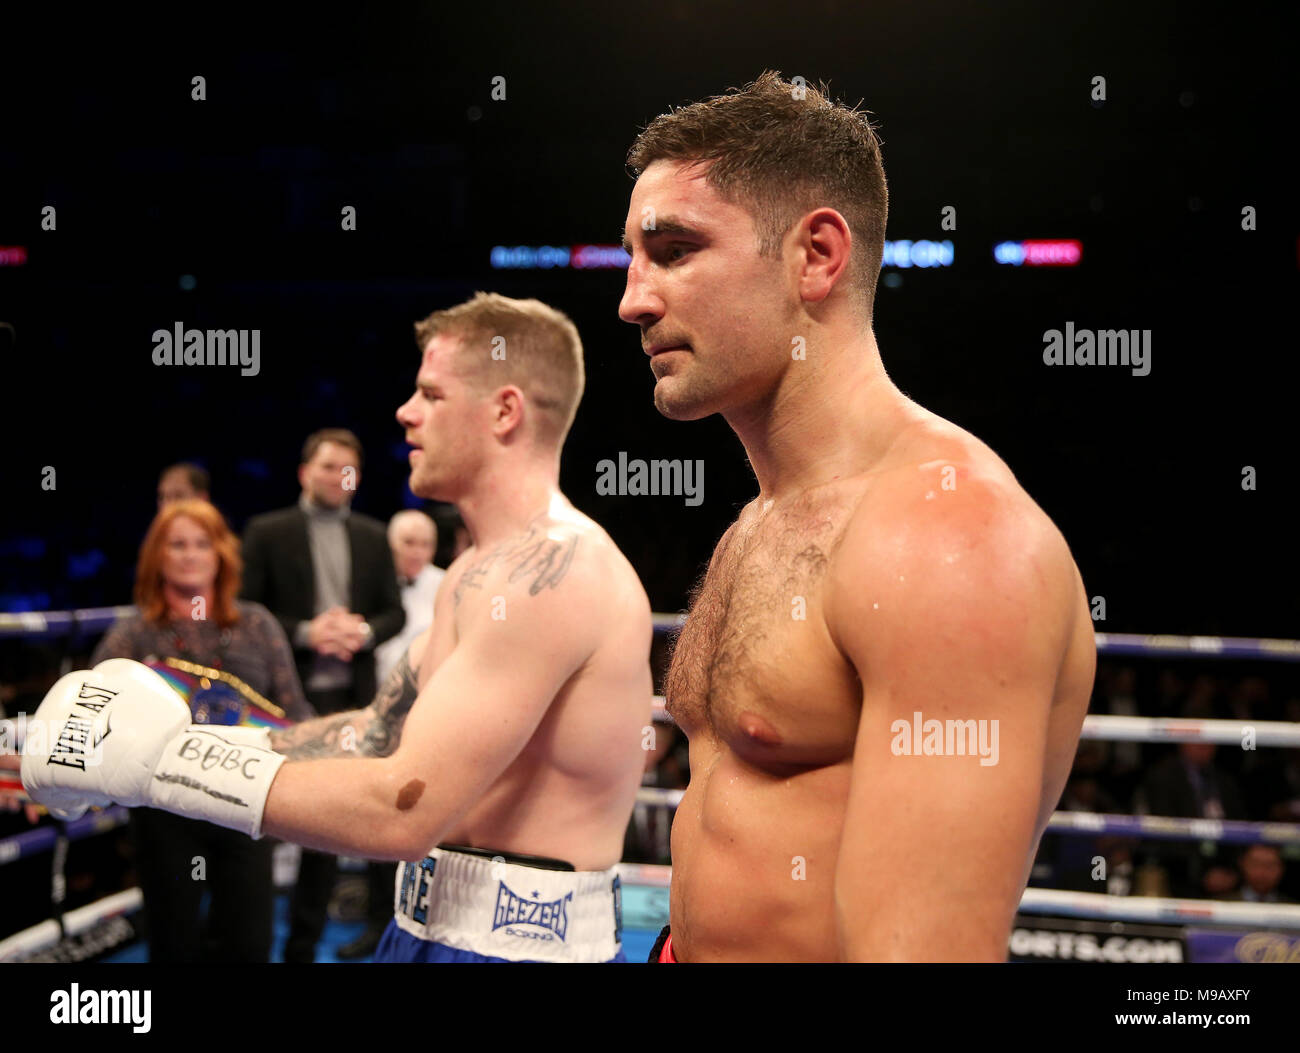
21, 660, 286, 838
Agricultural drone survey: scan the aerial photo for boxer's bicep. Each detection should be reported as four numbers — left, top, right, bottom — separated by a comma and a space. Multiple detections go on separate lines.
830, 484, 1069, 961
381, 562, 598, 856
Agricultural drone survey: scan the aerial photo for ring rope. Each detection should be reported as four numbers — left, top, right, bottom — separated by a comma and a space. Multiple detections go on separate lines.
633, 786, 1300, 846
647, 698, 1300, 746
1017, 886, 1300, 930
0, 887, 142, 962
611, 862, 1300, 931
4, 606, 1300, 662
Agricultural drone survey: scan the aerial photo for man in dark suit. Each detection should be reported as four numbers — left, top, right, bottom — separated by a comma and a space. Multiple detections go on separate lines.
241, 428, 404, 962
1224, 844, 1294, 904
1136, 742, 1248, 899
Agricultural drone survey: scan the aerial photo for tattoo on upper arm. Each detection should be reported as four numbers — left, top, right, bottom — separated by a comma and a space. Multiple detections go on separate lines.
452, 521, 580, 606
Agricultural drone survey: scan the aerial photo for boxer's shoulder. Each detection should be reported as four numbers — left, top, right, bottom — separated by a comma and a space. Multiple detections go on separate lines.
843, 412, 1060, 549
448, 510, 626, 613
827, 418, 1077, 641
878, 410, 1018, 484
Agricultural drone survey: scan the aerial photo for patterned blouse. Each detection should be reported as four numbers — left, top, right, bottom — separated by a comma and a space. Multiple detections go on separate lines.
90, 601, 316, 723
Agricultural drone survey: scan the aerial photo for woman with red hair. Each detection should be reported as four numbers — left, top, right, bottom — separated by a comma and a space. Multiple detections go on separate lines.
92, 499, 314, 963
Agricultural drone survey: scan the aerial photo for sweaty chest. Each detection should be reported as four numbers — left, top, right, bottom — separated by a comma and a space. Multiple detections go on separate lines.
665, 506, 861, 769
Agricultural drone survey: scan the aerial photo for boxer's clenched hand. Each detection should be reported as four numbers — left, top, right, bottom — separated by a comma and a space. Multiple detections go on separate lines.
20, 659, 286, 837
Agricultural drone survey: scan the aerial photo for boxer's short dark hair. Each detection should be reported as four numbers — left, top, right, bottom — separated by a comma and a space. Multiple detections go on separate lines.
627, 70, 889, 320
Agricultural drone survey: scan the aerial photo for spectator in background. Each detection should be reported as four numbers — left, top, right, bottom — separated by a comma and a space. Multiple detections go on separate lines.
1135, 741, 1248, 899
240, 428, 404, 963
1099, 664, 1143, 807
1224, 844, 1293, 904
338, 508, 445, 959
1052, 833, 1144, 897
1137, 742, 1247, 823
1229, 675, 1276, 722
157, 462, 211, 509
92, 499, 315, 963
1241, 700, 1300, 900
374, 510, 445, 684
1153, 669, 1187, 718
1244, 744, 1300, 824
1181, 673, 1223, 720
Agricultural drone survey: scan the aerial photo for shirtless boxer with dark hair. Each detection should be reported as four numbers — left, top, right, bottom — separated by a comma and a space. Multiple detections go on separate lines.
620, 71, 1095, 961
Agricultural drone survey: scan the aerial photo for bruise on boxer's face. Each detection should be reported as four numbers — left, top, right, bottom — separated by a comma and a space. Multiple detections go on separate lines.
396, 779, 425, 811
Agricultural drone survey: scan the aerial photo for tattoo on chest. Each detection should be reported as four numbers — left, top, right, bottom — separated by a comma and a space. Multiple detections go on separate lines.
453, 523, 579, 605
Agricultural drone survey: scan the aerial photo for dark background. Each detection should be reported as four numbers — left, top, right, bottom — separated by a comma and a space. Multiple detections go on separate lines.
0, 2, 1295, 635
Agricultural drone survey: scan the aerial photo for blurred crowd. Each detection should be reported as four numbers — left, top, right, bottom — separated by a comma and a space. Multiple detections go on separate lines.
1043, 661, 1300, 904
1, 432, 463, 961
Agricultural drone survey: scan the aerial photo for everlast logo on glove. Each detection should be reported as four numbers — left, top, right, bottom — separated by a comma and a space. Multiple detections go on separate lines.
27, 661, 287, 839
46, 682, 117, 770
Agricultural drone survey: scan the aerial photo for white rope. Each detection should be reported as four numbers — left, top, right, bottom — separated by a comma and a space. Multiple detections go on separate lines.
61, 887, 142, 937
0, 920, 60, 963
648, 698, 1300, 746
615, 861, 672, 888
632, 788, 1300, 847
1082, 714, 1300, 746
613, 862, 1300, 930
0, 887, 141, 962
637, 786, 684, 808
1018, 886, 1300, 930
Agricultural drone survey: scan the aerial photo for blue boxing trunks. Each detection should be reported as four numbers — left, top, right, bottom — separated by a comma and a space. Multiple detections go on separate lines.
374, 844, 627, 963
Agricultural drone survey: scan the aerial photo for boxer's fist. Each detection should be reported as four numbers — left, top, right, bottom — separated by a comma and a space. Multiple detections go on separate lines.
21, 664, 190, 819
21, 660, 286, 838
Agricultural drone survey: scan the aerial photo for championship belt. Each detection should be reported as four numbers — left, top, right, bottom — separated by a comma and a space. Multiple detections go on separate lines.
143, 657, 292, 730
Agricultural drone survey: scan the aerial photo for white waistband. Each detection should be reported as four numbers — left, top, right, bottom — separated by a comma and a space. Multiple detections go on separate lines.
391, 846, 623, 962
